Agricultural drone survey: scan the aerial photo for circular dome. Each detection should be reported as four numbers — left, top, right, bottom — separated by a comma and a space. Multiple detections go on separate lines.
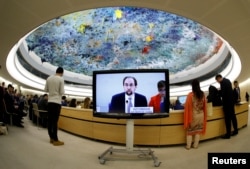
6, 6, 240, 97
24, 7, 224, 81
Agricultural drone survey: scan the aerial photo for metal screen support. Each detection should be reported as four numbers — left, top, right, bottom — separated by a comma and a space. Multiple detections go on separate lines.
98, 119, 161, 167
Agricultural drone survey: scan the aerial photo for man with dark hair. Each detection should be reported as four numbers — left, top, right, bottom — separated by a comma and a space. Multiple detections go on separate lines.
149, 80, 166, 112
233, 80, 241, 104
109, 76, 147, 113
38, 94, 48, 110
37, 94, 48, 127
0, 85, 4, 122
3, 84, 25, 127
207, 85, 222, 107
45, 67, 65, 146
61, 96, 67, 106
215, 74, 238, 139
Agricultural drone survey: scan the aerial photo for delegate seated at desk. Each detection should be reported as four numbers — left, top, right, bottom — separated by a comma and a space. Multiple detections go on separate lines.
109, 76, 147, 113
173, 99, 184, 110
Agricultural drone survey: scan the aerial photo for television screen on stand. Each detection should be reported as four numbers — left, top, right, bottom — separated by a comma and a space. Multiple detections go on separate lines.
92, 69, 170, 119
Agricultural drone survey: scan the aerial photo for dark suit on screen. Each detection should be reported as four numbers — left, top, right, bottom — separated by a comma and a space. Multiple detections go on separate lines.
109, 92, 148, 113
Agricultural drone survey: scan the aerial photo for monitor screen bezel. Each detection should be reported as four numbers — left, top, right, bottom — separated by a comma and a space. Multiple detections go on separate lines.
92, 69, 170, 119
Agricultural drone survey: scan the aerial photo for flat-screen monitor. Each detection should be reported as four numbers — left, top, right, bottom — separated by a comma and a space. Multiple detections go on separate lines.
92, 69, 169, 119
177, 95, 187, 105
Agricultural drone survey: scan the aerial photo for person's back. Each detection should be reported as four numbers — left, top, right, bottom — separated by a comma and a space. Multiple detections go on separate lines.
44, 67, 65, 146
82, 97, 91, 109
215, 74, 238, 139
38, 94, 48, 110
220, 77, 234, 105
61, 96, 67, 106
207, 85, 222, 107
45, 75, 64, 104
184, 79, 207, 149
173, 99, 184, 110
69, 98, 77, 108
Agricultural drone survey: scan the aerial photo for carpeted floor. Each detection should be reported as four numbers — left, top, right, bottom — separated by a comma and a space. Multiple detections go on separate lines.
0, 112, 250, 169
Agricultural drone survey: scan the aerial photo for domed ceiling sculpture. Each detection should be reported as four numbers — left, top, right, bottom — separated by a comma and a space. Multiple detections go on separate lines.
25, 7, 223, 77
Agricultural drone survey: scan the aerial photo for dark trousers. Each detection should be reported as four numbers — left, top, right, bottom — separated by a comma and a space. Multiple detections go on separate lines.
223, 105, 238, 136
47, 103, 61, 141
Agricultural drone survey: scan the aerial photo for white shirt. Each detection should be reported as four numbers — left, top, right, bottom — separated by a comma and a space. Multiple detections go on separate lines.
44, 74, 65, 104
125, 94, 134, 113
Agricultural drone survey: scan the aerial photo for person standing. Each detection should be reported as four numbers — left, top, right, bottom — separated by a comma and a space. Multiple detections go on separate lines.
0, 85, 5, 122
215, 74, 238, 139
184, 79, 207, 150
45, 67, 65, 146
245, 92, 249, 102
233, 81, 241, 104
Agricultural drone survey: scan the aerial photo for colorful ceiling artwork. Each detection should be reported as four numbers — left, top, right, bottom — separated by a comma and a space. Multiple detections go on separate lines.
25, 7, 223, 76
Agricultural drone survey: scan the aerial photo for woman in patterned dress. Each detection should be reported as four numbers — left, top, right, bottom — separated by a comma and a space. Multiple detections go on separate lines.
184, 79, 207, 150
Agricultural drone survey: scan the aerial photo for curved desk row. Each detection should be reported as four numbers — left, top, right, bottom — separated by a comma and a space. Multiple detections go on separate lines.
58, 103, 248, 146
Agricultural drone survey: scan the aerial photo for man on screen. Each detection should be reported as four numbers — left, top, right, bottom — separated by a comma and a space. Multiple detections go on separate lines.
109, 76, 148, 113
149, 80, 166, 113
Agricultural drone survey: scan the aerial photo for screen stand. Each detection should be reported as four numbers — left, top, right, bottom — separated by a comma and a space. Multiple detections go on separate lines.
98, 119, 161, 167
126, 118, 134, 151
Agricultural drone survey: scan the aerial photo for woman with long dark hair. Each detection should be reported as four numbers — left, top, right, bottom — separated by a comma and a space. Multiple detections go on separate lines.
184, 79, 207, 150
69, 98, 77, 108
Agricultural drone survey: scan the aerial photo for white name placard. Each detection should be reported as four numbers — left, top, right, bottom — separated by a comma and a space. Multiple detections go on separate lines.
129, 107, 153, 113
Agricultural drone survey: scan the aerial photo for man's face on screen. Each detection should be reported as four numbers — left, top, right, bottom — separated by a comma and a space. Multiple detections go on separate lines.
123, 78, 136, 95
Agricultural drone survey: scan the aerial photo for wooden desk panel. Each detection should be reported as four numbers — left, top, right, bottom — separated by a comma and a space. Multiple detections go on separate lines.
61, 107, 93, 120
134, 126, 160, 145
200, 119, 225, 140
236, 111, 248, 128
92, 123, 126, 143
159, 125, 185, 145
58, 103, 249, 146
58, 116, 93, 138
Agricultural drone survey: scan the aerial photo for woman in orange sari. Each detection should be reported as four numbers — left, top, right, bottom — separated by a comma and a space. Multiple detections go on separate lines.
184, 79, 207, 150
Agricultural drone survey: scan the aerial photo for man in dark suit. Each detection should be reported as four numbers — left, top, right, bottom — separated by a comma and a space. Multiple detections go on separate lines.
3, 84, 24, 127
215, 74, 238, 139
0, 86, 4, 122
233, 80, 241, 104
109, 76, 147, 113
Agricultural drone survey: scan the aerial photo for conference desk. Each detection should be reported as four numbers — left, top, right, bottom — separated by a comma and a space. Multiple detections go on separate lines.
58, 102, 248, 146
